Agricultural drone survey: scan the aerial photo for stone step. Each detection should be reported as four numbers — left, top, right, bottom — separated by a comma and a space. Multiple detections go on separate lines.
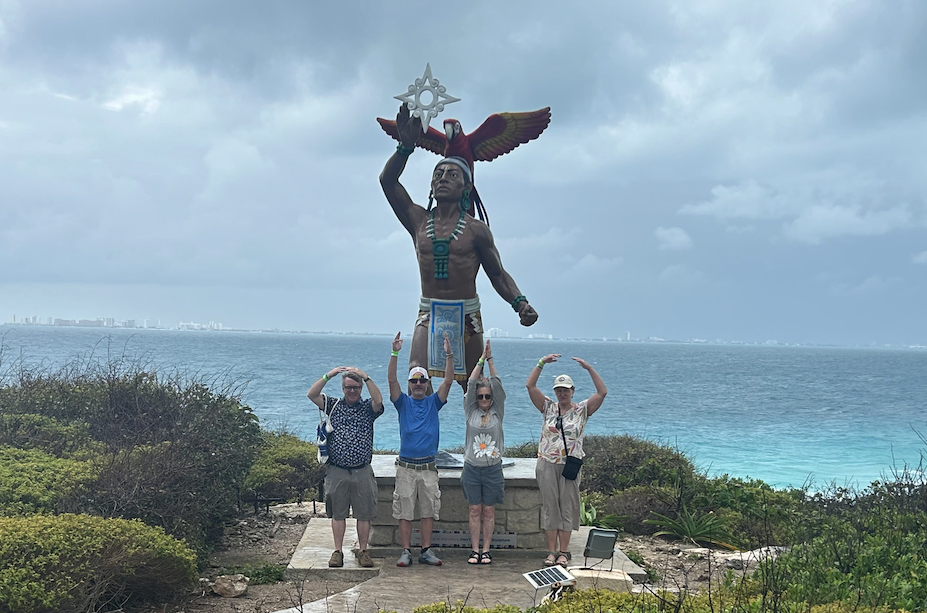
288, 519, 646, 581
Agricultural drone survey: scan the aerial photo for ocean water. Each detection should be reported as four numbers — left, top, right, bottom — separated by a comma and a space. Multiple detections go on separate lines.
2, 325, 925, 490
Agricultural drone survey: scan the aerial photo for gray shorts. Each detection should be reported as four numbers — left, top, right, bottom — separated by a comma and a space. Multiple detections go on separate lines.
460, 462, 504, 506
392, 464, 441, 521
325, 464, 377, 521
535, 457, 581, 532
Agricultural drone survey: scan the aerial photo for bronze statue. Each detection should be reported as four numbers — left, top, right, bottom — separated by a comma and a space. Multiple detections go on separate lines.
379, 104, 539, 386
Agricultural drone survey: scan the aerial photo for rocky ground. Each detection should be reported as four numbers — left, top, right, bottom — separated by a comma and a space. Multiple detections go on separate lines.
144, 503, 760, 613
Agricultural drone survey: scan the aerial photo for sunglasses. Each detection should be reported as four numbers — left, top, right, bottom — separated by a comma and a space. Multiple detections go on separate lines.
343, 385, 362, 392
477, 394, 492, 400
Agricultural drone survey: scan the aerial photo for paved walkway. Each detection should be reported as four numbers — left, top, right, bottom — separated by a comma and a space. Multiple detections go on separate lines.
281, 519, 646, 613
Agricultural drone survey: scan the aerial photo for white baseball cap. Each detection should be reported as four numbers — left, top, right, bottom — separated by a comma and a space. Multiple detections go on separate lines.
553, 374, 574, 389
408, 367, 430, 381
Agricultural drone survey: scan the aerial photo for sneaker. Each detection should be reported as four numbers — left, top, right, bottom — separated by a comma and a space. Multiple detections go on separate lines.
418, 547, 442, 566
396, 548, 413, 567
356, 549, 374, 568
328, 550, 344, 568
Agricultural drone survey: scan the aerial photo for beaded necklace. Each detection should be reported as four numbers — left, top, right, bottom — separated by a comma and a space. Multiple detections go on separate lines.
426, 208, 467, 279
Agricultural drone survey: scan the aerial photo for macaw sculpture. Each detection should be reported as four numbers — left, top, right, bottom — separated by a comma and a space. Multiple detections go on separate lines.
377, 107, 551, 224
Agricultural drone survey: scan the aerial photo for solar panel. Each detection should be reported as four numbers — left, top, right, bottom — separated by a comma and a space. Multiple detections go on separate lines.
523, 566, 576, 589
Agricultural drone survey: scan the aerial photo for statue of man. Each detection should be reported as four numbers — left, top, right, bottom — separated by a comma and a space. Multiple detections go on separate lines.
379, 104, 538, 384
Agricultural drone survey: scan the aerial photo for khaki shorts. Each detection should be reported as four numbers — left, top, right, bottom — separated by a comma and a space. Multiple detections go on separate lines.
325, 464, 377, 521
535, 457, 581, 532
392, 464, 441, 521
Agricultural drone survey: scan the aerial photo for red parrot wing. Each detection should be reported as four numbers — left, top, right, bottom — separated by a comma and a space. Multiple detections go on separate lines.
467, 107, 551, 162
376, 117, 447, 156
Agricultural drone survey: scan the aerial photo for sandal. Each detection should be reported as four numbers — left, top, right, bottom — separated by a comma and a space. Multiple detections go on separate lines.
544, 551, 557, 566
556, 551, 571, 567
480, 551, 492, 564
468, 550, 480, 564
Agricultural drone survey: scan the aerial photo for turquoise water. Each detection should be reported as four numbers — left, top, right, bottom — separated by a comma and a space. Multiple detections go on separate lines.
2, 325, 925, 489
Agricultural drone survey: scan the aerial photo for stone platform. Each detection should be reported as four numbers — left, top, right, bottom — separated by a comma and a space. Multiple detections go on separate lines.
285, 519, 645, 613
368, 455, 546, 549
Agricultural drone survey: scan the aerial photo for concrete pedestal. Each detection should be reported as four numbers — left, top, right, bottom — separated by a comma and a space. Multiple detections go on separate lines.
369, 455, 546, 549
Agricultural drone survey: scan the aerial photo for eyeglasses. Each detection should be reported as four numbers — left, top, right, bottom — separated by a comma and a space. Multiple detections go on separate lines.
477, 394, 492, 400
343, 385, 362, 392
409, 378, 428, 384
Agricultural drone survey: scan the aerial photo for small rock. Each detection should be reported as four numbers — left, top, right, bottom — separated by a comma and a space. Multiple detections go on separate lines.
725, 558, 745, 570
213, 574, 249, 598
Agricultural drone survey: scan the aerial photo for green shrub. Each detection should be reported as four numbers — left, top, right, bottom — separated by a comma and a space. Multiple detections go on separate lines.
645, 505, 738, 550
764, 513, 927, 611
0, 513, 196, 613
690, 474, 802, 547
581, 434, 697, 495
604, 485, 676, 535
504, 440, 538, 458
225, 562, 286, 585
0, 362, 263, 556
753, 472, 927, 612
244, 432, 324, 501
0, 413, 98, 458
0, 446, 95, 516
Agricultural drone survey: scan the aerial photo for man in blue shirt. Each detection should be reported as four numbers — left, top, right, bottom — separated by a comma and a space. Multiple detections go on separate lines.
388, 331, 454, 566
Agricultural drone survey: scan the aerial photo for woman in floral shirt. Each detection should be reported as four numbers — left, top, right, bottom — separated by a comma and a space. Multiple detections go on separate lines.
461, 340, 506, 564
527, 353, 607, 567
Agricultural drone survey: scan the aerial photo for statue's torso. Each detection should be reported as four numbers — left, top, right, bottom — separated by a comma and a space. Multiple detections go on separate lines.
413, 211, 481, 300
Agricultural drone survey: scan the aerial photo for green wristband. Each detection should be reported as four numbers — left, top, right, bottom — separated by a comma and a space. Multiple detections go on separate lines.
322, 374, 330, 382
511, 295, 527, 311
396, 144, 415, 156
391, 350, 400, 357
478, 358, 485, 366
537, 360, 545, 369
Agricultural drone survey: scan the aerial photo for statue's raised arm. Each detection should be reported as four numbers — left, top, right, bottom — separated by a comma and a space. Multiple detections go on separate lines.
379, 104, 425, 236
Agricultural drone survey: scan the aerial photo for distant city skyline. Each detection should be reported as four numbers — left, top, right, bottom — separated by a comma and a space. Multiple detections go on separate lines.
5, 312, 925, 350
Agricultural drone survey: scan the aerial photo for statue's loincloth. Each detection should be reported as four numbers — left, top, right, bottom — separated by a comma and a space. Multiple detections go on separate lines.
415, 296, 482, 381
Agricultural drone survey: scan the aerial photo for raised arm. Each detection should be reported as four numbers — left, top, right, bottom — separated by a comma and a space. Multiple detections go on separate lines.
484, 339, 498, 378
379, 105, 424, 236
526, 353, 560, 411
436, 332, 454, 403
465, 340, 490, 415
472, 223, 538, 327
351, 367, 384, 415
388, 332, 403, 402
573, 357, 607, 415
307, 366, 350, 408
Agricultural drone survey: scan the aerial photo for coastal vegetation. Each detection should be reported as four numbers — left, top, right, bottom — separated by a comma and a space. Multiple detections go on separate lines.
1, 356, 926, 612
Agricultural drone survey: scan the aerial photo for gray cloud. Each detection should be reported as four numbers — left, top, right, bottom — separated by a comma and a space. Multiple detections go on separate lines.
1, 0, 926, 345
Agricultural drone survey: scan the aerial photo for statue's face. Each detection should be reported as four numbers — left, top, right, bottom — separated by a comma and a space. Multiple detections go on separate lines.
431, 163, 468, 202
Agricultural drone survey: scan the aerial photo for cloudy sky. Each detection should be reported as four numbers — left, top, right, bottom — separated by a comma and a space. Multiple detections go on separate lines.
1, 1, 925, 346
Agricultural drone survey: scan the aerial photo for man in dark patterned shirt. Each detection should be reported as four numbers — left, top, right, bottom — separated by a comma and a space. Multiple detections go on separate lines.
307, 366, 384, 568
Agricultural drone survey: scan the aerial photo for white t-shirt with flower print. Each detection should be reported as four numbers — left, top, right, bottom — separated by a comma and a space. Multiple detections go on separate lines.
463, 375, 505, 467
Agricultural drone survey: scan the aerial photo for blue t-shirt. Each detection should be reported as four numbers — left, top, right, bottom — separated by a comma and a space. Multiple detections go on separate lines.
392, 392, 446, 459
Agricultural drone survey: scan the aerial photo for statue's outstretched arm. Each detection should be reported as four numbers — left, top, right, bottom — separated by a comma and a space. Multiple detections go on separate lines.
474, 224, 538, 326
